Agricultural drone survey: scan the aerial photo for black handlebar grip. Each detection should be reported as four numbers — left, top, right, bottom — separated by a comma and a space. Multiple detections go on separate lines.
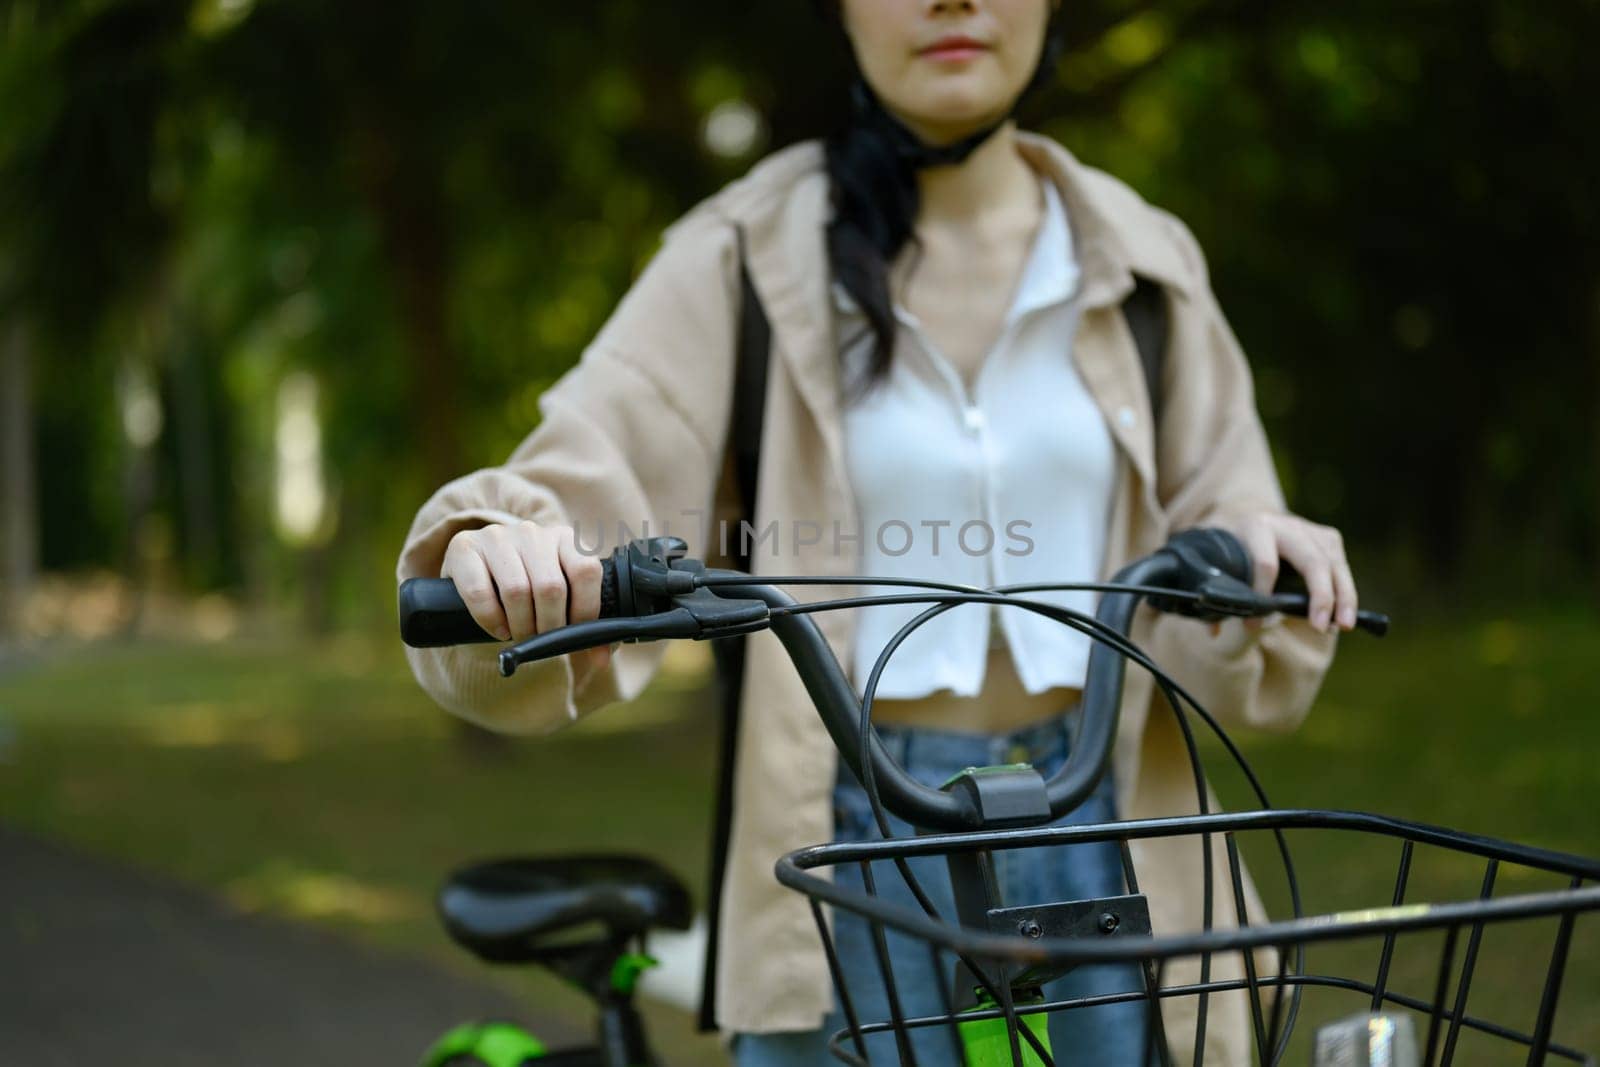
1166, 527, 1254, 585
399, 553, 620, 648
398, 578, 492, 647
597, 554, 619, 620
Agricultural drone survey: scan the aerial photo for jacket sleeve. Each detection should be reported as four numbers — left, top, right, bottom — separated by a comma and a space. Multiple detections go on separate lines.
396, 209, 740, 735
1137, 210, 1337, 734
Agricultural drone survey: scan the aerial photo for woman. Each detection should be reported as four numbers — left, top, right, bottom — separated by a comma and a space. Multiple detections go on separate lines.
398, 0, 1359, 1062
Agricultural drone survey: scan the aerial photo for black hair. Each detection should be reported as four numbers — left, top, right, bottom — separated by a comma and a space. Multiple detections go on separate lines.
816, 3, 1063, 400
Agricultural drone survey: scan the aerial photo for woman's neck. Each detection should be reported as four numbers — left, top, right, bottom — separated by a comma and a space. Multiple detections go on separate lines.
913, 120, 1037, 229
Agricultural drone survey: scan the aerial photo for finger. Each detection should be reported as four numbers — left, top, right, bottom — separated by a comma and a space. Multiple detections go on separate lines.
576, 641, 617, 679
1322, 527, 1359, 630
1280, 526, 1335, 632
555, 527, 609, 673
557, 525, 605, 624
480, 527, 536, 641
1245, 521, 1279, 596
588, 641, 616, 673
441, 535, 511, 641
525, 526, 570, 636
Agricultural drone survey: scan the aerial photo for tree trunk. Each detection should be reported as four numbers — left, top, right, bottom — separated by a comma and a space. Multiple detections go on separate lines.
354, 117, 502, 755
1593, 279, 1600, 609
172, 332, 221, 587
352, 118, 463, 494
0, 322, 38, 639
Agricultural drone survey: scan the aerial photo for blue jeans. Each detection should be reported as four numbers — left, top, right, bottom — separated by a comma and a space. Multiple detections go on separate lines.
732, 709, 1154, 1066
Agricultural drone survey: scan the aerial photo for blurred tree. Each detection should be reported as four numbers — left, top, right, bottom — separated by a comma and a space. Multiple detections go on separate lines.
1039, 0, 1600, 594
0, 0, 188, 628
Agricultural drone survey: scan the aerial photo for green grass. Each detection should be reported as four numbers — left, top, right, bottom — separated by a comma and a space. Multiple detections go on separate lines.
1, 611, 1596, 1063
1204, 611, 1600, 1062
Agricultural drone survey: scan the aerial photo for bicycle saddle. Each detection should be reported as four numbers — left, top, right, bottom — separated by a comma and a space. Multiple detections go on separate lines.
437, 855, 691, 964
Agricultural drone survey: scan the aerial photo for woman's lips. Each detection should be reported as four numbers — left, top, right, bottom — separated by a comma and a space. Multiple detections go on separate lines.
920, 37, 989, 63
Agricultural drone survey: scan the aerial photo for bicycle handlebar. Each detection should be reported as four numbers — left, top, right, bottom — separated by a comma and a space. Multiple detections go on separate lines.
398, 529, 1388, 831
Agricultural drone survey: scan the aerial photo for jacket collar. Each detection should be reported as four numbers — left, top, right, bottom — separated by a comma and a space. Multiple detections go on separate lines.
721, 159, 860, 576
1012, 131, 1196, 307
1012, 133, 1182, 496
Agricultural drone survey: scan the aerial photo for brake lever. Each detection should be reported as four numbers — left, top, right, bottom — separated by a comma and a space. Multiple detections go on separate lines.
1261, 592, 1391, 637
496, 582, 773, 677
1193, 576, 1390, 637
1143, 530, 1390, 637
498, 612, 700, 676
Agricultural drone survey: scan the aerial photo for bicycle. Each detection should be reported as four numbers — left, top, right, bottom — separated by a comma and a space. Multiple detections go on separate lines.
399, 530, 1600, 1066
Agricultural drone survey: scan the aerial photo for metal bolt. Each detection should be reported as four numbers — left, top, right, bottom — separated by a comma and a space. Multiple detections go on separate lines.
1099, 912, 1120, 934
1018, 919, 1043, 940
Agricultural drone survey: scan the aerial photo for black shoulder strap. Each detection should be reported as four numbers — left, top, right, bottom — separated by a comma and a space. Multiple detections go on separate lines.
729, 225, 771, 573
698, 223, 770, 1033
1123, 274, 1169, 422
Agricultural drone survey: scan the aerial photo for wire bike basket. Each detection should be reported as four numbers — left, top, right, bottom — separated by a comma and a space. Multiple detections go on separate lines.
777, 806, 1600, 1066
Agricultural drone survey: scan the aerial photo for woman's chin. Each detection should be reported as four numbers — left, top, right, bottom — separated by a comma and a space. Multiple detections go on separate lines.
900, 85, 1016, 137
909, 107, 1011, 146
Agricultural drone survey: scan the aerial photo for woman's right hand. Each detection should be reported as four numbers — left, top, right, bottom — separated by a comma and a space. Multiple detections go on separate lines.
439, 521, 613, 672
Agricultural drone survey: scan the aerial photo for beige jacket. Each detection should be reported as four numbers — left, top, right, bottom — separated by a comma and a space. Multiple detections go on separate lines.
398, 131, 1336, 1062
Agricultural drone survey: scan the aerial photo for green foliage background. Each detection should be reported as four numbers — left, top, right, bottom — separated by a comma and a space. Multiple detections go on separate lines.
3, 0, 1598, 622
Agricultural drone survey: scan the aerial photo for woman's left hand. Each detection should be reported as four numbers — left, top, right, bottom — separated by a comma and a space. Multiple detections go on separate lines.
1217, 511, 1358, 634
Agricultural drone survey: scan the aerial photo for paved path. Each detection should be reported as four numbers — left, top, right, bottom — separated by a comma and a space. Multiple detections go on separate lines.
0, 824, 582, 1065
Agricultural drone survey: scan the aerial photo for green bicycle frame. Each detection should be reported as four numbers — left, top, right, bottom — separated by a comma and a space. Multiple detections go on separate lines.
957, 990, 1052, 1065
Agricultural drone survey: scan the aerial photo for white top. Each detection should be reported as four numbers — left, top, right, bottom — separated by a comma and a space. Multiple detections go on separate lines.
837, 175, 1119, 699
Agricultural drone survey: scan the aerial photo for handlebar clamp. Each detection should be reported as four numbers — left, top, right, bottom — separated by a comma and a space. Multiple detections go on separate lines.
1145, 527, 1259, 621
